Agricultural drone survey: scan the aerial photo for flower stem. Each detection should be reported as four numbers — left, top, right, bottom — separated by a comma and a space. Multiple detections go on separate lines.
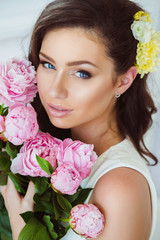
59, 218, 70, 222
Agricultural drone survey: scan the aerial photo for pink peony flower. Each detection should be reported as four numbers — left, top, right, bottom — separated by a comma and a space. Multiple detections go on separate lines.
0, 115, 5, 132
11, 132, 62, 177
4, 103, 39, 145
70, 204, 105, 239
51, 164, 82, 195
0, 57, 37, 106
57, 139, 97, 180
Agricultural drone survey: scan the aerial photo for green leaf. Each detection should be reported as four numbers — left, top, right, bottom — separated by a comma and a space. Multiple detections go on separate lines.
0, 173, 8, 186
0, 104, 3, 115
1, 162, 11, 173
52, 192, 62, 220
72, 188, 93, 206
35, 177, 49, 195
0, 104, 6, 116
5, 142, 18, 159
0, 139, 5, 149
0, 152, 11, 171
0, 193, 4, 209
36, 155, 54, 175
2, 106, 9, 116
34, 192, 55, 215
38, 191, 52, 202
8, 173, 28, 194
35, 200, 55, 215
20, 211, 35, 224
57, 194, 72, 213
0, 231, 12, 240
42, 215, 58, 240
18, 217, 51, 240
65, 190, 80, 203
0, 195, 12, 239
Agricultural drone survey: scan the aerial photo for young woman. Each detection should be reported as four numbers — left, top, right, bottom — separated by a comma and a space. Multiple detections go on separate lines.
0, 0, 159, 239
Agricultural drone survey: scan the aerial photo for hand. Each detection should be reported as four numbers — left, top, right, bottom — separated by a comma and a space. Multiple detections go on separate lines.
0, 177, 35, 240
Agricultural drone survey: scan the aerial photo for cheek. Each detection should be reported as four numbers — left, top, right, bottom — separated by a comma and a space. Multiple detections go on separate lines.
76, 81, 115, 111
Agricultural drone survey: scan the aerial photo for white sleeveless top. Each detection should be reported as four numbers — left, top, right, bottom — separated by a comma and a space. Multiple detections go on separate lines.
62, 138, 157, 240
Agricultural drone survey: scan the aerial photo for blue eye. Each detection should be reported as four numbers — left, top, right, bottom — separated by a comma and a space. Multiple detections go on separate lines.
40, 61, 56, 70
44, 63, 56, 69
75, 70, 91, 79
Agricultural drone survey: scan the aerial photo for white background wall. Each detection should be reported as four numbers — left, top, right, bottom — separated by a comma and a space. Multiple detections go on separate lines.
0, 0, 52, 59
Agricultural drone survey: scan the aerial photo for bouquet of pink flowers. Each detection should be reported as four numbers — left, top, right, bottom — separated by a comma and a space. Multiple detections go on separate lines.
0, 58, 105, 240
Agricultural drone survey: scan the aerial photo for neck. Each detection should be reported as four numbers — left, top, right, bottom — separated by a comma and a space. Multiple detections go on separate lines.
71, 116, 124, 156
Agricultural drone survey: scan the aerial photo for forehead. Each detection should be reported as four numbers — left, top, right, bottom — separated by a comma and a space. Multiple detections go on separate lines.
41, 27, 108, 60
43, 26, 103, 44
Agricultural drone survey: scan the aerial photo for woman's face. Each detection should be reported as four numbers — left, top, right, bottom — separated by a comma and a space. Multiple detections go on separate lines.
37, 27, 119, 129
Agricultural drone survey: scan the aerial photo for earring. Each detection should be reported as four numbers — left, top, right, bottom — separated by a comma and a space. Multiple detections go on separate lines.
122, 77, 129, 85
115, 92, 121, 98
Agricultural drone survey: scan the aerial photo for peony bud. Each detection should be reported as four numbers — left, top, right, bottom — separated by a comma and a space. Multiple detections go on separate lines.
51, 164, 82, 195
70, 204, 105, 239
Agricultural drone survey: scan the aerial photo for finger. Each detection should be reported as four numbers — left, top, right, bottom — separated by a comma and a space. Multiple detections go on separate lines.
0, 177, 21, 208
0, 184, 7, 196
24, 181, 35, 204
0, 176, 9, 196
7, 177, 20, 198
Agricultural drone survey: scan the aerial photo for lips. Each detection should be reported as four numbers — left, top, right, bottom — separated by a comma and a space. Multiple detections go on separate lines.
47, 104, 73, 117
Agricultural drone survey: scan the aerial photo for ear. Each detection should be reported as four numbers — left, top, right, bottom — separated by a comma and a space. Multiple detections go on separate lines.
116, 66, 137, 95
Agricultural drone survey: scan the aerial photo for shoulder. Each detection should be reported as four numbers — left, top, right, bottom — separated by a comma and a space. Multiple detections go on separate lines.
89, 167, 152, 239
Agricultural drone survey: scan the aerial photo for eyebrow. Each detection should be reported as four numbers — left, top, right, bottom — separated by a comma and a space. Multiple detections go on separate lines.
39, 52, 99, 69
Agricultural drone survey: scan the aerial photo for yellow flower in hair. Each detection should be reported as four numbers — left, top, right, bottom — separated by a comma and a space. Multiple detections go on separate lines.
131, 11, 160, 78
136, 32, 160, 78
134, 11, 151, 22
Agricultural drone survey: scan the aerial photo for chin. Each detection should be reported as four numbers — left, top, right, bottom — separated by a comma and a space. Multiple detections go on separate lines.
49, 117, 73, 129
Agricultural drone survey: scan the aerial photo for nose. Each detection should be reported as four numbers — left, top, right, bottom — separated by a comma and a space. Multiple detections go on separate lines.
48, 71, 68, 99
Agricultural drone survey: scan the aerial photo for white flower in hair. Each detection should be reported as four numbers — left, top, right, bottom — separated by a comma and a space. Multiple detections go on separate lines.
131, 20, 152, 44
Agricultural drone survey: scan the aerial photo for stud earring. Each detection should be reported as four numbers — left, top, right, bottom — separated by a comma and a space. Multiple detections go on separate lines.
122, 77, 129, 85
115, 92, 121, 98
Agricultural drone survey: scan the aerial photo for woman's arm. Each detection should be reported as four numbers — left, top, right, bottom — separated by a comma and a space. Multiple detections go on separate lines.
89, 167, 152, 240
0, 178, 35, 240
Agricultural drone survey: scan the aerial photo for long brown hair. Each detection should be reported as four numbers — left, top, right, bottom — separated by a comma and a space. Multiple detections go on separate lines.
29, 0, 158, 165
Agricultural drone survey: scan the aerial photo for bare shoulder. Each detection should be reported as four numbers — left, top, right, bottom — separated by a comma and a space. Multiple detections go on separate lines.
89, 167, 152, 240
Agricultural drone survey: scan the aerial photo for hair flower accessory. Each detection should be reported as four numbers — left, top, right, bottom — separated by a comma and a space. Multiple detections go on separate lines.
134, 11, 152, 22
131, 11, 160, 78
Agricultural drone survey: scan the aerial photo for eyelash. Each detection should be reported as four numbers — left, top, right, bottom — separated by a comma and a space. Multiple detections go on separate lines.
75, 70, 92, 79
39, 60, 92, 79
39, 61, 56, 70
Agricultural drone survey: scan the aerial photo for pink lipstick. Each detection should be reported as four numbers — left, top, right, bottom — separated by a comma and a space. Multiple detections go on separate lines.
47, 104, 73, 117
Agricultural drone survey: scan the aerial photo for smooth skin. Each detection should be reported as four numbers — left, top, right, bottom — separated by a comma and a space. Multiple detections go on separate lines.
0, 27, 152, 240
0, 179, 35, 240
